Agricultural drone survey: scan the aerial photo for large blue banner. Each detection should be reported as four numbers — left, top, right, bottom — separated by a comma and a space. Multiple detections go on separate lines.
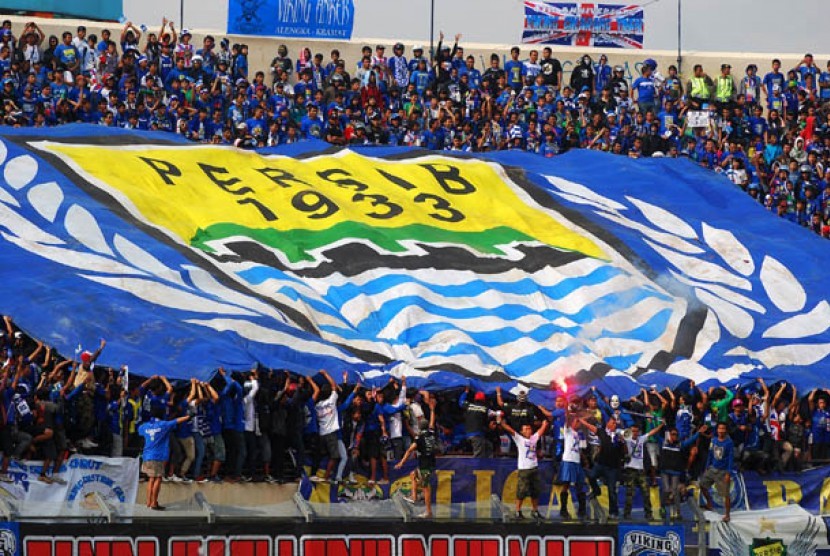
305, 456, 830, 517
1, 126, 830, 398
228, 0, 354, 39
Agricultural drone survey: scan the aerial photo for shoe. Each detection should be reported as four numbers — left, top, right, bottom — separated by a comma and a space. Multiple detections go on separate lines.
623, 512, 632, 520
531, 510, 543, 520
644, 512, 654, 521
0, 474, 12, 483
38, 475, 53, 484
310, 475, 323, 483
78, 438, 98, 449
263, 475, 277, 484
196, 476, 209, 484
514, 511, 524, 520
347, 473, 357, 484
403, 495, 416, 504
379, 478, 390, 485
417, 511, 432, 519
224, 476, 239, 484
162, 475, 172, 483
179, 477, 193, 484
149, 505, 165, 511
209, 476, 223, 483
560, 510, 572, 520
170, 475, 183, 483
51, 476, 67, 486
241, 475, 253, 483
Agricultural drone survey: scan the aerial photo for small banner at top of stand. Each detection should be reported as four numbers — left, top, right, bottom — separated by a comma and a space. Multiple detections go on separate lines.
228, 0, 354, 39
523, 2, 644, 48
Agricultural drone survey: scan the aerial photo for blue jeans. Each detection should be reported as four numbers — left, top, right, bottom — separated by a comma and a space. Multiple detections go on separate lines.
589, 463, 620, 515
193, 433, 206, 478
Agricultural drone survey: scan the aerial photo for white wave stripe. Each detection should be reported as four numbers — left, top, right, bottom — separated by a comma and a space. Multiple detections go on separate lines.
669, 271, 766, 314
694, 288, 754, 339
337, 268, 631, 325
374, 275, 652, 339
763, 301, 830, 339
0, 204, 64, 245
760, 255, 806, 313
514, 352, 608, 386
554, 191, 626, 213
81, 275, 259, 317
544, 175, 627, 211
627, 196, 698, 239
0, 183, 19, 207
410, 330, 579, 364
114, 234, 188, 289
726, 343, 830, 369
65, 204, 114, 256
4, 155, 38, 190
3, 233, 144, 276
645, 239, 751, 290
304, 257, 609, 292
597, 210, 705, 255
560, 295, 675, 335
701, 223, 755, 276
185, 318, 367, 364
27, 182, 63, 222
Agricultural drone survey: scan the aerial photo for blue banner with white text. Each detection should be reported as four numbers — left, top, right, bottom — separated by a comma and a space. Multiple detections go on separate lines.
228, 0, 354, 39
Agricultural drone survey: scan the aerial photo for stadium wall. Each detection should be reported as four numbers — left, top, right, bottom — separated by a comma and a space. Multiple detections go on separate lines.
10, 14, 829, 87
116, 0, 830, 55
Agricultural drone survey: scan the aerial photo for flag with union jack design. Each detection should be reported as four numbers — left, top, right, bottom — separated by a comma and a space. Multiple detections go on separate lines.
523, 2, 644, 48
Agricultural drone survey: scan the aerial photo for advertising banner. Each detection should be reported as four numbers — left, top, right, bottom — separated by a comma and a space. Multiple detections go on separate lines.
619, 524, 684, 556
228, 0, 355, 38
0, 520, 617, 556
523, 2, 644, 48
0, 0, 122, 22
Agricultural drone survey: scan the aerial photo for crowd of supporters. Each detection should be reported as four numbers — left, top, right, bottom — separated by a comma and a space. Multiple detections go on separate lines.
2, 314, 828, 520
3, 20, 830, 235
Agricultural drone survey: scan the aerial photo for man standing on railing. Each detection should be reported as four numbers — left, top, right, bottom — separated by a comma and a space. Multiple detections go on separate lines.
499, 410, 549, 520
699, 422, 734, 522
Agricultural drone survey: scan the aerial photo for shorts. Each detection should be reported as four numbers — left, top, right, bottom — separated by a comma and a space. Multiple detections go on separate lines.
558, 461, 585, 485
699, 467, 729, 497
320, 432, 340, 460
207, 434, 226, 463
363, 430, 382, 460
416, 468, 434, 488
142, 460, 165, 478
517, 468, 541, 500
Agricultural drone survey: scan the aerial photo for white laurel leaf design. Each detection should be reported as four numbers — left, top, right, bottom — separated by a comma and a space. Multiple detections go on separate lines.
27, 182, 63, 223
65, 204, 114, 256
759, 255, 806, 313
0, 138, 292, 345
547, 176, 828, 373
4, 155, 38, 190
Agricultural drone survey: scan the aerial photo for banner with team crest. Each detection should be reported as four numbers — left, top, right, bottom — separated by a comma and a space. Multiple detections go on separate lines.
0, 125, 829, 400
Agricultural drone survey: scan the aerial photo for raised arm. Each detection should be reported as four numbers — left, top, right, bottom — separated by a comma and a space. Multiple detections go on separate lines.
309, 373, 321, 401
495, 385, 504, 408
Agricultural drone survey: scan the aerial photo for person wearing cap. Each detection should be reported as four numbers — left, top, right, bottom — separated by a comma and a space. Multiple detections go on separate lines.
459, 385, 498, 458
370, 44, 388, 78
387, 42, 409, 89
408, 44, 427, 74
434, 31, 461, 87
174, 27, 194, 68
714, 63, 736, 111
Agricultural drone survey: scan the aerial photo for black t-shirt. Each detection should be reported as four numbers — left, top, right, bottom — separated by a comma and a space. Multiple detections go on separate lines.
540, 57, 563, 87
505, 402, 537, 429
416, 428, 438, 469
596, 428, 626, 468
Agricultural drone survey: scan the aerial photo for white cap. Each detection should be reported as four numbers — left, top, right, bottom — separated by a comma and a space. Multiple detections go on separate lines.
13, 331, 22, 338
412, 44, 424, 52
192, 54, 203, 62
181, 28, 191, 36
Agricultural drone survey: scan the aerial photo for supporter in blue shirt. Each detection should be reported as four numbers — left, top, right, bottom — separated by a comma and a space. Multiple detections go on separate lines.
504, 46, 525, 92
139, 406, 190, 510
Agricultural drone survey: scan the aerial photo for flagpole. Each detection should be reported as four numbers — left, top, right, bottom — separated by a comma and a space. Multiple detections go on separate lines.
676, 0, 682, 73
429, 0, 435, 63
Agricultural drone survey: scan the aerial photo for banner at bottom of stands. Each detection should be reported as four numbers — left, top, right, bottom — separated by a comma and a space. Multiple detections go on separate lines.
305, 457, 830, 514
708, 506, 830, 556
4, 521, 617, 556
0, 455, 138, 510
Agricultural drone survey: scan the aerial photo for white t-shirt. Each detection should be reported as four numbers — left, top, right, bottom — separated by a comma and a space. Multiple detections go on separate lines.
513, 432, 540, 470
388, 386, 406, 439
316, 390, 340, 436
243, 379, 259, 432
562, 427, 582, 464
625, 435, 647, 470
